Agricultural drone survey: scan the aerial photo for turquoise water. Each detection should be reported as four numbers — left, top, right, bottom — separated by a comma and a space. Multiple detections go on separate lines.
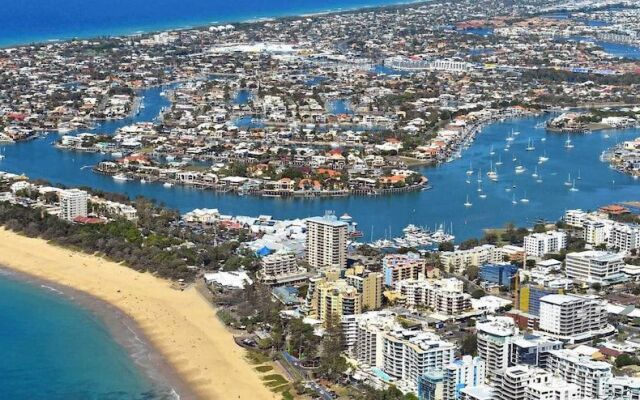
1, 86, 639, 242
0, 0, 417, 47
0, 270, 169, 399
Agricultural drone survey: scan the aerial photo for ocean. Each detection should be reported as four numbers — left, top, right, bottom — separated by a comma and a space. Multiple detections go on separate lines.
0, 0, 417, 47
0, 268, 182, 399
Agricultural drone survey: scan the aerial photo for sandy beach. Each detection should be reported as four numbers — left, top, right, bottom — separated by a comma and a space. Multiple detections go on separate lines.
0, 228, 277, 400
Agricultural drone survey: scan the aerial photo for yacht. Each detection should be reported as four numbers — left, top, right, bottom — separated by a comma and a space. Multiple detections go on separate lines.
163, 182, 173, 188
536, 173, 543, 183
577, 169, 581, 180
515, 165, 526, 174
520, 192, 530, 203
565, 137, 574, 149
140, 179, 147, 184
495, 155, 503, 166
569, 180, 579, 192
477, 169, 483, 183
487, 170, 498, 182
113, 173, 129, 182
489, 145, 495, 156
531, 166, 538, 179
538, 152, 549, 163
564, 173, 572, 187
464, 195, 472, 208
513, 130, 520, 136
525, 138, 535, 151
512, 194, 517, 205
466, 162, 474, 175
541, 137, 547, 142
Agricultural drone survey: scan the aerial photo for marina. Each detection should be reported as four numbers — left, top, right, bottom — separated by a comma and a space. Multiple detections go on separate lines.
1, 89, 639, 243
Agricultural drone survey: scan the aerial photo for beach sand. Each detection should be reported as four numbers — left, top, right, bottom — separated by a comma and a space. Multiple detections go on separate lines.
0, 228, 277, 400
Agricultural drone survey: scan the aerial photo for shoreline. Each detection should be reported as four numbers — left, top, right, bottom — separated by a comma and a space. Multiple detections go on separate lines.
0, 266, 193, 400
0, 0, 426, 49
0, 227, 277, 400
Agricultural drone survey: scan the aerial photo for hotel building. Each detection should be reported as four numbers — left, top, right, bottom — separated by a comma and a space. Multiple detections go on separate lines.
382, 253, 427, 287
546, 349, 612, 399
306, 214, 348, 269
59, 189, 88, 221
523, 231, 567, 258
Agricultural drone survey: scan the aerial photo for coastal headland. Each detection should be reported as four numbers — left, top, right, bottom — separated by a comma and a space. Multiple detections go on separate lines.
0, 228, 276, 400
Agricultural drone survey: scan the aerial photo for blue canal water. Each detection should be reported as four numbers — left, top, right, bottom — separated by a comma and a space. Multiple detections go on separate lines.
0, 0, 419, 47
1, 86, 639, 242
0, 271, 163, 399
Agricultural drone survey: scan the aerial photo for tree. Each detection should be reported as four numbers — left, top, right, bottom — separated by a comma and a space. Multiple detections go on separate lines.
438, 241, 454, 252
615, 354, 640, 368
318, 316, 348, 380
471, 289, 485, 299
461, 333, 477, 356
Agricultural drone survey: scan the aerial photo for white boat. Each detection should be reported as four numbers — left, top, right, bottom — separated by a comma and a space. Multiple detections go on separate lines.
604, 134, 610, 139
512, 194, 517, 205
520, 192, 530, 203
495, 155, 503, 166
0, 155, 4, 160
466, 162, 474, 175
487, 161, 498, 181
513, 130, 520, 136
515, 165, 526, 174
531, 166, 539, 179
536, 174, 543, 183
112, 152, 123, 158
477, 169, 482, 183
541, 137, 547, 142
569, 180, 579, 192
464, 195, 472, 207
140, 179, 147, 184
489, 145, 495, 156
577, 169, 581, 180
525, 138, 535, 151
163, 182, 173, 188
113, 174, 129, 182
538, 152, 549, 163
479, 192, 487, 199
565, 137, 574, 149
564, 173, 572, 187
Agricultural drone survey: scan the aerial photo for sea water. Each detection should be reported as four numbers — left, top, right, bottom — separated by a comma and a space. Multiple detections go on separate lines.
0, 0, 417, 47
0, 270, 175, 399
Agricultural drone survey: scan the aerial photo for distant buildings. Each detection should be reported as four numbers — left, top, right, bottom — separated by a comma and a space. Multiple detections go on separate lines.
523, 231, 567, 258
306, 213, 348, 269
564, 250, 625, 286
59, 189, 88, 221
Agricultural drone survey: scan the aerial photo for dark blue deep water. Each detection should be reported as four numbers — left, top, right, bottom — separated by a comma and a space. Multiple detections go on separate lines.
0, 0, 416, 47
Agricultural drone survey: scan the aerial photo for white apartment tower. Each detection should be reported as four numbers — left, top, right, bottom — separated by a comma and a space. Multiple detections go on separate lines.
523, 231, 567, 258
476, 317, 518, 381
546, 349, 612, 399
306, 213, 348, 269
59, 189, 88, 221
565, 251, 624, 286
539, 294, 610, 343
